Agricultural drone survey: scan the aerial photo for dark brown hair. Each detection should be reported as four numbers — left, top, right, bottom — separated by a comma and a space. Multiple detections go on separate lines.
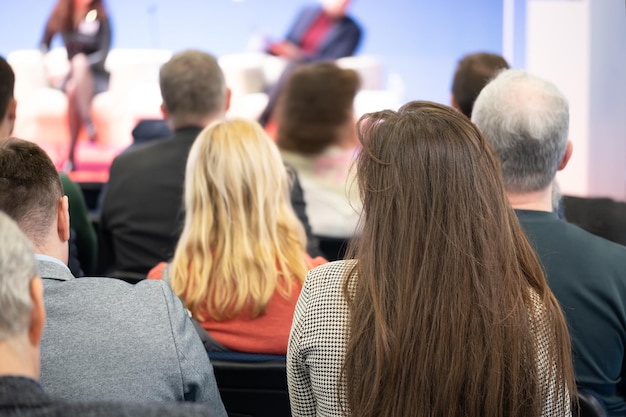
0, 56, 14, 122
0, 138, 63, 246
341, 101, 574, 417
276, 62, 359, 155
45, 0, 107, 34
451, 52, 509, 118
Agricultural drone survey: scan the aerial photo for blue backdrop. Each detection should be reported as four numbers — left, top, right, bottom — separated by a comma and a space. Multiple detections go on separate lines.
0, 0, 504, 105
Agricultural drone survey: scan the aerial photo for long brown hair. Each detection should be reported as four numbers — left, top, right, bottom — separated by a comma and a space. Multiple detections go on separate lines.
341, 101, 574, 417
45, 0, 107, 34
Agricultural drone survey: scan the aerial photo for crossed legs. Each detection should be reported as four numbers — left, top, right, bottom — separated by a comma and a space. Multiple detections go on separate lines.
64, 54, 96, 170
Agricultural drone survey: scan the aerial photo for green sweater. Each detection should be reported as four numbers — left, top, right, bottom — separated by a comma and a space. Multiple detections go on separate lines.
60, 174, 97, 275
517, 209, 626, 417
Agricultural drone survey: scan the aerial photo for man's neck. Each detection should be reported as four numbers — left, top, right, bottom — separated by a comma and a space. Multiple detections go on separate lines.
169, 114, 221, 132
0, 338, 39, 380
506, 187, 553, 212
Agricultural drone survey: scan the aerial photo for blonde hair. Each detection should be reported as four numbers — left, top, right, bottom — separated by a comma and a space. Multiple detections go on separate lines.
170, 119, 308, 321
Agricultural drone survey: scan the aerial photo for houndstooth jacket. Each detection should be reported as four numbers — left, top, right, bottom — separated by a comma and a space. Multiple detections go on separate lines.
287, 260, 571, 417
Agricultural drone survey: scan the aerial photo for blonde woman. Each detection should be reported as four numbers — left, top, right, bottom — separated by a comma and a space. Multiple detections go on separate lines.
148, 119, 325, 354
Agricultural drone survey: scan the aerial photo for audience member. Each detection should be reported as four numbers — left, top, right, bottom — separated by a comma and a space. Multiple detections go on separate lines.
101, 49, 319, 277
450, 51, 509, 118
472, 68, 626, 417
0, 138, 226, 413
288, 101, 574, 417
40, 0, 112, 171
276, 62, 361, 245
0, 55, 96, 276
0, 210, 227, 417
0, 56, 16, 138
259, 0, 362, 126
148, 119, 325, 354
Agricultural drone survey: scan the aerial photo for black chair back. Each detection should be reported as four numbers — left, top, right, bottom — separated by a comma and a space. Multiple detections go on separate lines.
211, 358, 291, 417
575, 389, 607, 417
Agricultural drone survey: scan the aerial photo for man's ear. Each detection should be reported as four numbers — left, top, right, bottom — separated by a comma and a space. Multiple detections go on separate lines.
57, 195, 70, 243
450, 94, 460, 111
558, 141, 573, 171
223, 87, 232, 113
28, 277, 46, 347
8, 98, 16, 120
159, 102, 169, 120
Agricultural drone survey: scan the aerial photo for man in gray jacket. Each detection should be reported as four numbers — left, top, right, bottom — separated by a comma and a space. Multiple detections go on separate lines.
0, 138, 226, 414
0, 211, 225, 417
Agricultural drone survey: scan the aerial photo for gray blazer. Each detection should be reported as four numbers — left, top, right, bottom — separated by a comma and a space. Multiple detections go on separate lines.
38, 258, 226, 416
0, 376, 225, 417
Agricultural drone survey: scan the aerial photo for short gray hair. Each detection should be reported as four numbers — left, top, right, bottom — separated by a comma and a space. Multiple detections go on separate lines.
471, 69, 569, 193
0, 211, 37, 339
159, 50, 226, 122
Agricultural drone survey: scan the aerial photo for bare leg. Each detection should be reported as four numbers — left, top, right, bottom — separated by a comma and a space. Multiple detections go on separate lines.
64, 54, 96, 169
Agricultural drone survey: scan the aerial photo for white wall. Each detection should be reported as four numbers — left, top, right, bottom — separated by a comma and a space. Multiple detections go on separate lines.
526, 0, 626, 200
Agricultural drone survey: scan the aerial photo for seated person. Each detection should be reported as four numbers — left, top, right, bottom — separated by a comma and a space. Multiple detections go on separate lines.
259, 0, 362, 126
100, 50, 320, 276
275, 62, 362, 243
450, 51, 509, 118
0, 138, 226, 413
0, 211, 226, 417
287, 102, 574, 417
148, 119, 326, 354
472, 69, 626, 417
267, 0, 362, 63
40, 0, 112, 171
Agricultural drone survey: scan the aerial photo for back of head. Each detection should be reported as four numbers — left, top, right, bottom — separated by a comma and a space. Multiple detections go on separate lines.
0, 139, 63, 247
471, 69, 570, 194
276, 62, 359, 155
171, 119, 307, 321
159, 49, 226, 126
342, 101, 573, 417
0, 56, 15, 128
0, 211, 37, 340
451, 52, 509, 118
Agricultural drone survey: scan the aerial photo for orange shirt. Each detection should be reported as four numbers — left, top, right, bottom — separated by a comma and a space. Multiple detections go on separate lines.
147, 256, 326, 354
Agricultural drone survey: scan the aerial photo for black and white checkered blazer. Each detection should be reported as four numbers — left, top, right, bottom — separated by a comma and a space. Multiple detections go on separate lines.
287, 260, 570, 417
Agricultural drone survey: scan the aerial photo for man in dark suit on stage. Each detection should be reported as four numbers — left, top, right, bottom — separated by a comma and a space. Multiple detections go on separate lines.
0, 211, 224, 417
268, 0, 362, 63
259, 0, 362, 126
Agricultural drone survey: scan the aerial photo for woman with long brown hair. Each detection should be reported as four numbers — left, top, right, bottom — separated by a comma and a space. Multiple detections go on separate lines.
287, 101, 575, 417
40, 0, 111, 171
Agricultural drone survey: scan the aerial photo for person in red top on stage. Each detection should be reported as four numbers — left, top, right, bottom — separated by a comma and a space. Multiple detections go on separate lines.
148, 119, 326, 355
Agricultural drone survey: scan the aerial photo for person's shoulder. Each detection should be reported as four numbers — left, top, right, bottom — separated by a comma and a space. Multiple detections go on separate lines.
58, 400, 220, 417
48, 276, 172, 303
305, 260, 355, 292
527, 213, 626, 271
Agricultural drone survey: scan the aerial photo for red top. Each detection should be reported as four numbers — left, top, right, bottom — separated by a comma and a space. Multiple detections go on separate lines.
299, 11, 334, 54
147, 255, 327, 354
